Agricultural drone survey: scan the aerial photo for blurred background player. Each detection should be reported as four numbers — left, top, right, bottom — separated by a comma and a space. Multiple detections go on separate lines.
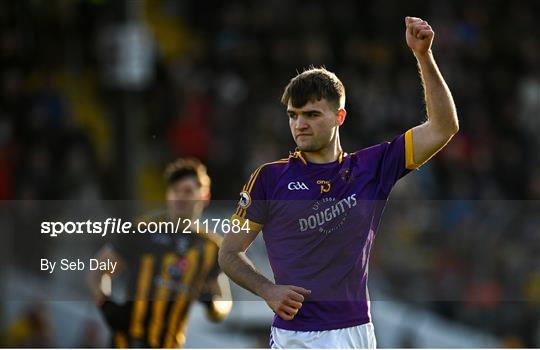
88, 158, 232, 348
219, 17, 458, 348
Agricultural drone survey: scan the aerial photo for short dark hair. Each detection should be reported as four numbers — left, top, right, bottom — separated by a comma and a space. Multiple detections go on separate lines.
281, 67, 345, 110
164, 157, 211, 193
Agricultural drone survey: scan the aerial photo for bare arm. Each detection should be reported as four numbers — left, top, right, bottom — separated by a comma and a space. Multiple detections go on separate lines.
405, 16, 459, 167
87, 244, 124, 305
218, 224, 310, 321
218, 227, 274, 298
200, 272, 233, 322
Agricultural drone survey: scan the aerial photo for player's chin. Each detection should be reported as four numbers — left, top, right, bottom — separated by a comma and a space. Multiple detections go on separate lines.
171, 210, 191, 220
296, 142, 318, 153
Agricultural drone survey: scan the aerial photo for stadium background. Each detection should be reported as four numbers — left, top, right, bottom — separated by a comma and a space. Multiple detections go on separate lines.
1, 0, 540, 347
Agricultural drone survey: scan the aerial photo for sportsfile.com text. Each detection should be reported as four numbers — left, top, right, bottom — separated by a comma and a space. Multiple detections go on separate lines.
40, 218, 251, 237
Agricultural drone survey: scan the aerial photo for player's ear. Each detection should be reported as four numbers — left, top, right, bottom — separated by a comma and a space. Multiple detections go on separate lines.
336, 108, 347, 126
202, 190, 211, 208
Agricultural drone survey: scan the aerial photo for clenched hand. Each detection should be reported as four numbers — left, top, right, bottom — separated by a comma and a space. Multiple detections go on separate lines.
261, 284, 311, 321
405, 16, 434, 55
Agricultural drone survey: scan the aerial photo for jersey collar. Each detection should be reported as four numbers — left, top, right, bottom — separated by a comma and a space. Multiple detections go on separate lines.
290, 149, 345, 165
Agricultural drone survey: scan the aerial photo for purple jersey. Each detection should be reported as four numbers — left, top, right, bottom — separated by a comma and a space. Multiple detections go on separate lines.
232, 130, 417, 331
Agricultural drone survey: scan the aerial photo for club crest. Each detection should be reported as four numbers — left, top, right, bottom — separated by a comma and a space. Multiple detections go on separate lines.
238, 191, 251, 209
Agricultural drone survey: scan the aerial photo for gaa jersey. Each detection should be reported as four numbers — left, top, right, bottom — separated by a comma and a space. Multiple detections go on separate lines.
104, 222, 221, 348
232, 130, 418, 331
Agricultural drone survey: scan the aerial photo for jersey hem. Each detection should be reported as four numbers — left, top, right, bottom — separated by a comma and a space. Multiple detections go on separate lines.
271, 316, 371, 332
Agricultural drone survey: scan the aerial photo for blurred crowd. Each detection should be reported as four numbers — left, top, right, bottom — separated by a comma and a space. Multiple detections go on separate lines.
373, 199, 540, 347
1, 0, 539, 347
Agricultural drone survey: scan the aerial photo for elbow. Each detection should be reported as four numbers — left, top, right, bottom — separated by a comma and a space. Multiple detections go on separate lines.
439, 117, 459, 139
218, 246, 242, 277
217, 247, 229, 273
433, 110, 459, 137
450, 119, 459, 135
449, 110, 459, 135
441, 123, 459, 145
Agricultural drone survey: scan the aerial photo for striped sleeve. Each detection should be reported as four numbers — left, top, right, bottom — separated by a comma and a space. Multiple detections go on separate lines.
231, 163, 269, 230
231, 159, 287, 230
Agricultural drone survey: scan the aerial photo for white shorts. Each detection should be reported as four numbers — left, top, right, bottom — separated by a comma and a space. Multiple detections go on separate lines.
269, 323, 377, 349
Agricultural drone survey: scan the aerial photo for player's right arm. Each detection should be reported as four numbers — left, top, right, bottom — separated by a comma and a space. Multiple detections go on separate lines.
221, 164, 311, 320
218, 227, 310, 321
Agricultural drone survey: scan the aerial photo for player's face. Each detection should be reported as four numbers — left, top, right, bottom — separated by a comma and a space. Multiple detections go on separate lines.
288, 98, 340, 152
166, 176, 208, 220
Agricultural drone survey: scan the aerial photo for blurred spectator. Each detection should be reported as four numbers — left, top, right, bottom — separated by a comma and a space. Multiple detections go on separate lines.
3, 303, 52, 347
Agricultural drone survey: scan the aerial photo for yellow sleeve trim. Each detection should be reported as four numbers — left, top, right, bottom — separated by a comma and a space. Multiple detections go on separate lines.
244, 159, 288, 195
405, 129, 421, 170
230, 214, 263, 233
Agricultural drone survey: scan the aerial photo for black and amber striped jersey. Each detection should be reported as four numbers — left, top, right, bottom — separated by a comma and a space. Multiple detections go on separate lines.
103, 225, 221, 348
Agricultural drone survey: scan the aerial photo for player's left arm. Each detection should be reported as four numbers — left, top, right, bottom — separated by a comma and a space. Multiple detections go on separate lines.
405, 16, 459, 168
200, 272, 233, 322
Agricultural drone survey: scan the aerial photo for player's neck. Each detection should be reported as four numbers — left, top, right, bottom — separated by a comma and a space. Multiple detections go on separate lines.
303, 141, 343, 164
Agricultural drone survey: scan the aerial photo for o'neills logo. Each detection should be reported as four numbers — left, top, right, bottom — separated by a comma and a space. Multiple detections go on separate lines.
317, 179, 331, 193
299, 194, 357, 233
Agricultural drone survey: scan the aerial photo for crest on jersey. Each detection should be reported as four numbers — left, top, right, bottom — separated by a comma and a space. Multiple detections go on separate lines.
238, 191, 251, 209
340, 167, 353, 183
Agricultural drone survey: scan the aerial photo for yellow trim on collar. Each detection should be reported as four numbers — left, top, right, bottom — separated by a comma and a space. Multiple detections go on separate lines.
293, 151, 307, 165
338, 151, 345, 164
293, 150, 345, 165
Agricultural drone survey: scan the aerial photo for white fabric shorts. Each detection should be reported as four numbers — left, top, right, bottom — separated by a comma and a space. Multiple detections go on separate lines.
269, 322, 377, 349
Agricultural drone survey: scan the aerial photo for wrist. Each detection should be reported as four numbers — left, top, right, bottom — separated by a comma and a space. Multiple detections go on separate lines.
414, 49, 434, 62
255, 280, 274, 300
